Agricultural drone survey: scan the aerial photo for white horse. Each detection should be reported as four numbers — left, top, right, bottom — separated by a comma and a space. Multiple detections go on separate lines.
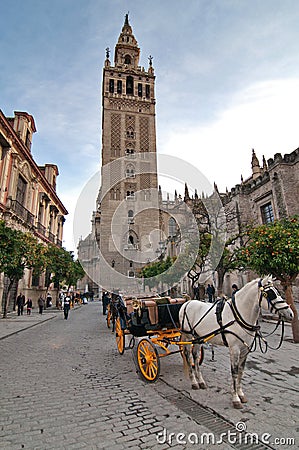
179, 276, 294, 408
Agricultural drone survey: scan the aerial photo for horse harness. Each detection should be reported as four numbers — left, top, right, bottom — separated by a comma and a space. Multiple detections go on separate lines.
181, 280, 286, 350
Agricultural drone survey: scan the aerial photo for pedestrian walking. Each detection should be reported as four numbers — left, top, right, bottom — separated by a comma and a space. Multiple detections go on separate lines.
16, 293, 25, 316
64, 295, 71, 320
206, 284, 215, 302
38, 296, 45, 315
25, 298, 32, 315
46, 292, 52, 308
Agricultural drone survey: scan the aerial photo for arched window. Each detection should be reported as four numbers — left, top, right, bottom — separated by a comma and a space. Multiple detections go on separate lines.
124, 230, 138, 250
126, 164, 135, 178
126, 190, 135, 199
124, 55, 131, 64
126, 76, 134, 95
169, 217, 177, 237
109, 79, 114, 93
117, 80, 122, 94
128, 210, 134, 224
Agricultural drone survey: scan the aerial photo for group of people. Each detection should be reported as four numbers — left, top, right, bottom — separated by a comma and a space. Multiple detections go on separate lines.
15, 291, 75, 319
16, 293, 32, 316
193, 283, 239, 302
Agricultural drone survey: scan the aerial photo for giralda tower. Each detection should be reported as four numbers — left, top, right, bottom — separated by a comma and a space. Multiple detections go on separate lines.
95, 15, 160, 292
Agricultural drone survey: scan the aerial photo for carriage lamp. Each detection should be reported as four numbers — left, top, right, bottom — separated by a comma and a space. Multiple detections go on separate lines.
111, 259, 115, 268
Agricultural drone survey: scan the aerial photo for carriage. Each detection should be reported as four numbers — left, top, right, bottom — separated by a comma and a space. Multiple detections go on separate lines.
107, 294, 204, 383
105, 277, 294, 408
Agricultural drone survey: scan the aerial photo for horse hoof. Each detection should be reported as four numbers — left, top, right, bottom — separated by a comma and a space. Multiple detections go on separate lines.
199, 382, 207, 389
240, 395, 248, 403
233, 401, 243, 409
192, 384, 199, 390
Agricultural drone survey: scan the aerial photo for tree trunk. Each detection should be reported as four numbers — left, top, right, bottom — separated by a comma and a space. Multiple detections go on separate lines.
216, 268, 226, 297
282, 282, 299, 343
2, 278, 14, 319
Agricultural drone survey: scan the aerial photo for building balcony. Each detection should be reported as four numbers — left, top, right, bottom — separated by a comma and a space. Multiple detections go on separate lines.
37, 222, 46, 236
48, 232, 55, 243
8, 199, 34, 225
124, 243, 138, 251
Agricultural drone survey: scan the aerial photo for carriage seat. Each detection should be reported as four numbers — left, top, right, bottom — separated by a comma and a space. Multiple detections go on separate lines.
125, 297, 186, 328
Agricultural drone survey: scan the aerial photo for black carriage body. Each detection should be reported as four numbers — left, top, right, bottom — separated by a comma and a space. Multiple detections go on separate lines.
126, 298, 186, 337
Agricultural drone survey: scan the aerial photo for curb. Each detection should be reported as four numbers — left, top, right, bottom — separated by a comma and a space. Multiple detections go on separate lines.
0, 314, 57, 341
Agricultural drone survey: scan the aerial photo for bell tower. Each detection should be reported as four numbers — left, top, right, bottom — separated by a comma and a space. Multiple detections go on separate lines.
95, 14, 159, 292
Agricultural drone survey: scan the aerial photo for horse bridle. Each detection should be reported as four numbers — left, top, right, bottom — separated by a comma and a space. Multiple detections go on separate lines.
258, 280, 289, 315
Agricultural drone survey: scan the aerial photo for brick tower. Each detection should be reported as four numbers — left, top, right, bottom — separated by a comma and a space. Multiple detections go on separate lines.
95, 14, 159, 292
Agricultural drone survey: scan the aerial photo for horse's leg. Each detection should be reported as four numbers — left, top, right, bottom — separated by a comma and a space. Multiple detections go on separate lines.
192, 344, 206, 389
236, 346, 249, 403
229, 346, 243, 409
181, 334, 199, 390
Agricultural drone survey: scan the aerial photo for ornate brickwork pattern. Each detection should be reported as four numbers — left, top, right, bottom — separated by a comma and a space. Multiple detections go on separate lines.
111, 113, 121, 156
140, 117, 149, 152
125, 114, 136, 131
140, 173, 151, 189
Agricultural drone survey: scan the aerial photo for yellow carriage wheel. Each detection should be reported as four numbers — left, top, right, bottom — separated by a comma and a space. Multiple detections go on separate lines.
137, 339, 160, 383
115, 317, 125, 355
106, 307, 111, 329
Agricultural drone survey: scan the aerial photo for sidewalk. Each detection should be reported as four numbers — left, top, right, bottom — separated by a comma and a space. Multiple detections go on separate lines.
0, 304, 81, 340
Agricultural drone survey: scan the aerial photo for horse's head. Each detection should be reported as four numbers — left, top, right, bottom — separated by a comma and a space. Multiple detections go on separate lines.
258, 277, 294, 322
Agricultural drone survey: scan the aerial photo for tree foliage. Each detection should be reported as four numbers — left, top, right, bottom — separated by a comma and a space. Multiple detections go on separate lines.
237, 216, 299, 342
0, 221, 46, 317
0, 221, 85, 317
44, 245, 84, 291
237, 216, 299, 282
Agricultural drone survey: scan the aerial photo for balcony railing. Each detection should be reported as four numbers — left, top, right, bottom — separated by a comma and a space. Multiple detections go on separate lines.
48, 232, 55, 243
124, 243, 138, 251
9, 199, 34, 225
37, 222, 46, 236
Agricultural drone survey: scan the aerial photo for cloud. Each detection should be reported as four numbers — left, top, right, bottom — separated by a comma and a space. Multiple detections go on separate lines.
160, 78, 299, 192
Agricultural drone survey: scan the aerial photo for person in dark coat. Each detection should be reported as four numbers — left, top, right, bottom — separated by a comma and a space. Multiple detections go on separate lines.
16, 293, 25, 316
206, 284, 215, 302
64, 295, 71, 320
38, 296, 45, 315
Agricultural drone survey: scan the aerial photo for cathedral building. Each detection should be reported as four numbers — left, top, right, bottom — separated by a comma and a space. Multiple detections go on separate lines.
78, 16, 298, 298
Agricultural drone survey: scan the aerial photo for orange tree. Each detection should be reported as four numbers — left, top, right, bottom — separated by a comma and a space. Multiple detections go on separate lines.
44, 245, 85, 293
237, 216, 299, 342
0, 221, 46, 318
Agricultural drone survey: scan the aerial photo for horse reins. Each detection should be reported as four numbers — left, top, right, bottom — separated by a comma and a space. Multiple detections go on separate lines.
181, 280, 287, 351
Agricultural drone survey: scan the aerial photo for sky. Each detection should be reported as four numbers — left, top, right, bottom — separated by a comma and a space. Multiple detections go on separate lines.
1, 0, 299, 251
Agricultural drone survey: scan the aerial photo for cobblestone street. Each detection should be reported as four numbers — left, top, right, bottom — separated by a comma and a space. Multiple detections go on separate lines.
0, 302, 298, 449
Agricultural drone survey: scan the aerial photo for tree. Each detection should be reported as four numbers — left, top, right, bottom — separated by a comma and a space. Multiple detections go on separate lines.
44, 245, 85, 293
0, 221, 46, 318
64, 259, 85, 292
237, 216, 299, 342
